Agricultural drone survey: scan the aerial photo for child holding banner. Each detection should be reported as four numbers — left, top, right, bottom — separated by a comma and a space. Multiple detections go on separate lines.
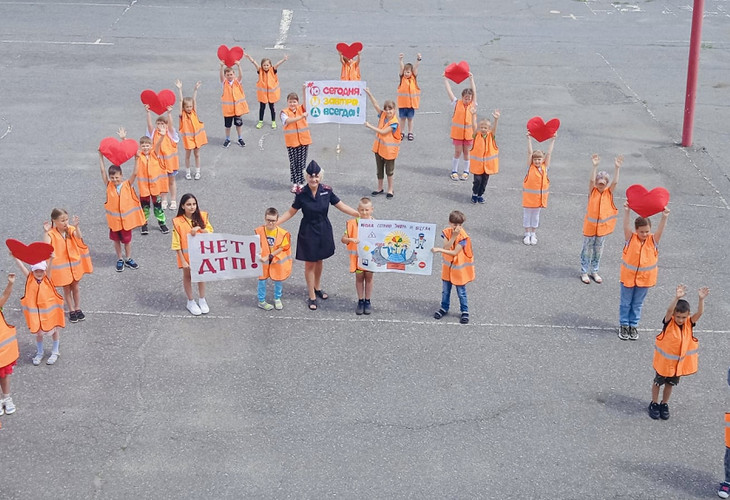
341, 197, 375, 315
172, 193, 213, 316
245, 53, 287, 129
255, 208, 292, 311
432, 210, 474, 325
364, 88, 400, 199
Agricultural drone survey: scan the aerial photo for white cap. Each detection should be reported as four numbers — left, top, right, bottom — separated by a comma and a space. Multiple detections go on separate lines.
30, 261, 47, 271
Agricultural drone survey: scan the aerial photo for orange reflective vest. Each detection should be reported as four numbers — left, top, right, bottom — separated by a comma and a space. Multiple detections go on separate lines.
653, 318, 698, 377
440, 227, 475, 286
179, 110, 208, 150
21, 274, 65, 333
105, 180, 146, 231
620, 234, 658, 287
341, 60, 360, 81
450, 100, 474, 141
152, 130, 179, 173
255, 226, 293, 281
221, 79, 249, 116
172, 212, 211, 268
255, 68, 281, 104
522, 163, 550, 208
283, 106, 312, 147
48, 226, 93, 286
0, 310, 19, 369
397, 75, 420, 109
371, 112, 401, 160
470, 132, 499, 175
725, 413, 730, 448
136, 153, 168, 197
345, 218, 361, 273
583, 187, 618, 237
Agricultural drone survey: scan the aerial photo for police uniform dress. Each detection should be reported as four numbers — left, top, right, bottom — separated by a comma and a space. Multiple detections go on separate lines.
292, 185, 340, 262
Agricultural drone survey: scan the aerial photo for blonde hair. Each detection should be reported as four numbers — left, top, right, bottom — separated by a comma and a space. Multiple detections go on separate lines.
182, 97, 194, 108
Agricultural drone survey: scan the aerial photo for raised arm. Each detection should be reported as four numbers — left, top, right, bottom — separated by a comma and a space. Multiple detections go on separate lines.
301, 84, 307, 112
128, 153, 140, 185
664, 284, 686, 323
413, 53, 421, 76
175, 79, 184, 115
192, 81, 201, 110
72, 215, 83, 240
98, 151, 109, 184
544, 135, 556, 168
145, 105, 154, 134
335, 201, 359, 218
526, 133, 534, 167
469, 73, 477, 104
0, 273, 15, 308
399, 53, 405, 76
691, 286, 710, 323
12, 257, 29, 278
610, 155, 623, 190
219, 60, 226, 83
245, 53, 260, 70
42, 220, 52, 244
589, 154, 600, 190
622, 201, 633, 241
364, 87, 382, 114
235, 61, 243, 81
491, 109, 500, 136
338, 52, 346, 65
273, 54, 288, 69
444, 75, 456, 102
653, 207, 670, 244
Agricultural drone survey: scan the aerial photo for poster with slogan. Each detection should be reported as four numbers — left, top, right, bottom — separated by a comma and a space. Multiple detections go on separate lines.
304, 80, 367, 124
188, 233, 261, 282
356, 219, 437, 275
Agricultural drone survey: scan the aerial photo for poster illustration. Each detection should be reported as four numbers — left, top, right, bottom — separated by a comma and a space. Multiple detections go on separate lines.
356, 219, 436, 275
304, 80, 367, 124
188, 233, 261, 282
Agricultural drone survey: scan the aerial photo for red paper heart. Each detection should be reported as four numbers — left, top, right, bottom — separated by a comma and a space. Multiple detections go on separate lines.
6, 239, 54, 265
527, 116, 560, 142
217, 45, 244, 68
140, 89, 176, 115
625, 185, 670, 218
444, 61, 470, 84
99, 137, 139, 166
336, 42, 363, 60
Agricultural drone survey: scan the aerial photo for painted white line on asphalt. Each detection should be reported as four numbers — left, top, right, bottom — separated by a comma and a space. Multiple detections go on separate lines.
0, 117, 10, 140
0, 39, 114, 45
679, 147, 730, 209
0, 1, 126, 4
273, 9, 293, 49
597, 52, 656, 122
258, 133, 270, 151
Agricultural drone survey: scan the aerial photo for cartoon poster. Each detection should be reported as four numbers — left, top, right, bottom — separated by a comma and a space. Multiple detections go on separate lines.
357, 219, 436, 275
188, 233, 261, 282
304, 80, 367, 124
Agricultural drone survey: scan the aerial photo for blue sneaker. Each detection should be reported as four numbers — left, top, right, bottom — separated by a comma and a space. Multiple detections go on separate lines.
124, 258, 139, 270
116, 259, 124, 272
477, 196, 485, 204
471, 195, 478, 204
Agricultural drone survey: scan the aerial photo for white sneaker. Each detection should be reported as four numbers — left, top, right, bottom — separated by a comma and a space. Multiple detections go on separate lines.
161, 199, 168, 210
530, 234, 537, 245
169, 200, 177, 211
258, 301, 274, 311
187, 300, 202, 316
198, 298, 210, 314
523, 235, 531, 245
185, 170, 192, 180
32, 353, 43, 366
194, 171, 201, 180
3, 397, 15, 415
274, 298, 283, 310
46, 352, 59, 365
0, 399, 4, 416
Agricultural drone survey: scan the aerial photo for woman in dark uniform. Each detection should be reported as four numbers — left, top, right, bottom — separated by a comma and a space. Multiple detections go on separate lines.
277, 161, 359, 310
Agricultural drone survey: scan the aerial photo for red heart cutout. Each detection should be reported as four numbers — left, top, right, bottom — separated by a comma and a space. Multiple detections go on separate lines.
217, 44, 244, 68
625, 185, 670, 218
444, 61, 470, 84
99, 137, 139, 166
527, 116, 560, 142
336, 42, 363, 60
6, 239, 54, 265
140, 89, 176, 115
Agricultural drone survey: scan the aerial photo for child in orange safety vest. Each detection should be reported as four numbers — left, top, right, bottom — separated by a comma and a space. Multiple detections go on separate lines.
175, 79, 208, 181
146, 105, 180, 211
649, 284, 709, 421
618, 201, 669, 340
469, 111, 500, 204
98, 137, 145, 273
719, 367, 730, 498
0, 273, 19, 416
136, 135, 170, 236
432, 210, 475, 325
245, 52, 288, 130
219, 60, 249, 148
255, 207, 292, 311
522, 132, 556, 246
364, 89, 401, 199
444, 72, 477, 181
43, 208, 93, 324
397, 52, 421, 141
341, 197, 375, 316
13, 257, 65, 367
579, 154, 622, 285
281, 90, 312, 193
339, 50, 361, 81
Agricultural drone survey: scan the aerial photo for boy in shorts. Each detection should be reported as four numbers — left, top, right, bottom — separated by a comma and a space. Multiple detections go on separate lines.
649, 284, 709, 420
219, 60, 249, 148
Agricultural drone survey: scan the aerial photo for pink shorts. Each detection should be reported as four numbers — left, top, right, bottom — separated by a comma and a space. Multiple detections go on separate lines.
109, 229, 133, 244
452, 139, 474, 147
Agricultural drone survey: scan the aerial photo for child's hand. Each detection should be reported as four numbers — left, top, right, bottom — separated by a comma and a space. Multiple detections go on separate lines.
43, 221, 52, 233
283, 54, 289, 61
364, 121, 371, 128
675, 284, 687, 299
364, 87, 371, 94
174, 79, 182, 89
698, 286, 710, 299
431, 247, 440, 254
468, 104, 476, 115
194, 81, 202, 90
117, 126, 127, 139
492, 110, 500, 120
416, 53, 422, 60
662, 207, 670, 216
144, 104, 151, 112
72, 215, 80, 226
259, 254, 267, 263
591, 154, 600, 167
468, 72, 474, 79
219, 60, 225, 66
7, 273, 15, 285
624, 200, 630, 211
190, 226, 200, 236
453, 225, 462, 236
166, 105, 173, 113
615, 155, 623, 168
399, 53, 404, 60
302, 111, 308, 118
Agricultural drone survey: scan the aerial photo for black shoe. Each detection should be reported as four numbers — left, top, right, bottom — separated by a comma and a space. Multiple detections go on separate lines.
659, 402, 670, 420
460, 312, 469, 324
628, 326, 639, 341
140, 224, 149, 235
159, 223, 170, 234
363, 299, 372, 315
223, 139, 231, 148
69, 311, 78, 323
648, 402, 660, 419
434, 308, 446, 320
356, 299, 364, 315
75, 310, 85, 321
618, 325, 629, 340
238, 138, 246, 147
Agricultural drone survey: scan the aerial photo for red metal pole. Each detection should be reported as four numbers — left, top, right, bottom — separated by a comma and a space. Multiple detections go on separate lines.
681, 0, 704, 147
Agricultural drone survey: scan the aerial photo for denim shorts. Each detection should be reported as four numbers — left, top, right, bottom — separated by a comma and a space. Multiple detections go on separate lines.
398, 108, 415, 119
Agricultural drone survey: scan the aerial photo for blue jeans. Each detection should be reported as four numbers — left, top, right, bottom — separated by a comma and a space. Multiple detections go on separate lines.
619, 284, 649, 327
441, 280, 468, 313
257, 279, 283, 302
580, 235, 605, 274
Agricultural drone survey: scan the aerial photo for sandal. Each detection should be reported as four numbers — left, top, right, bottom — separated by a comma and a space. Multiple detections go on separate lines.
581, 273, 590, 284
460, 172, 469, 181
307, 298, 318, 311
314, 289, 328, 300
371, 190, 384, 196
590, 273, 603, 284
407, 133, 414, 141
450, 172, 459, 181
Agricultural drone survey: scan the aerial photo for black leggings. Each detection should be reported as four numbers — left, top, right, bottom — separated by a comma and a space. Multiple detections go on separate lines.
472, 173, 490, 196
259, 102, 276, 121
